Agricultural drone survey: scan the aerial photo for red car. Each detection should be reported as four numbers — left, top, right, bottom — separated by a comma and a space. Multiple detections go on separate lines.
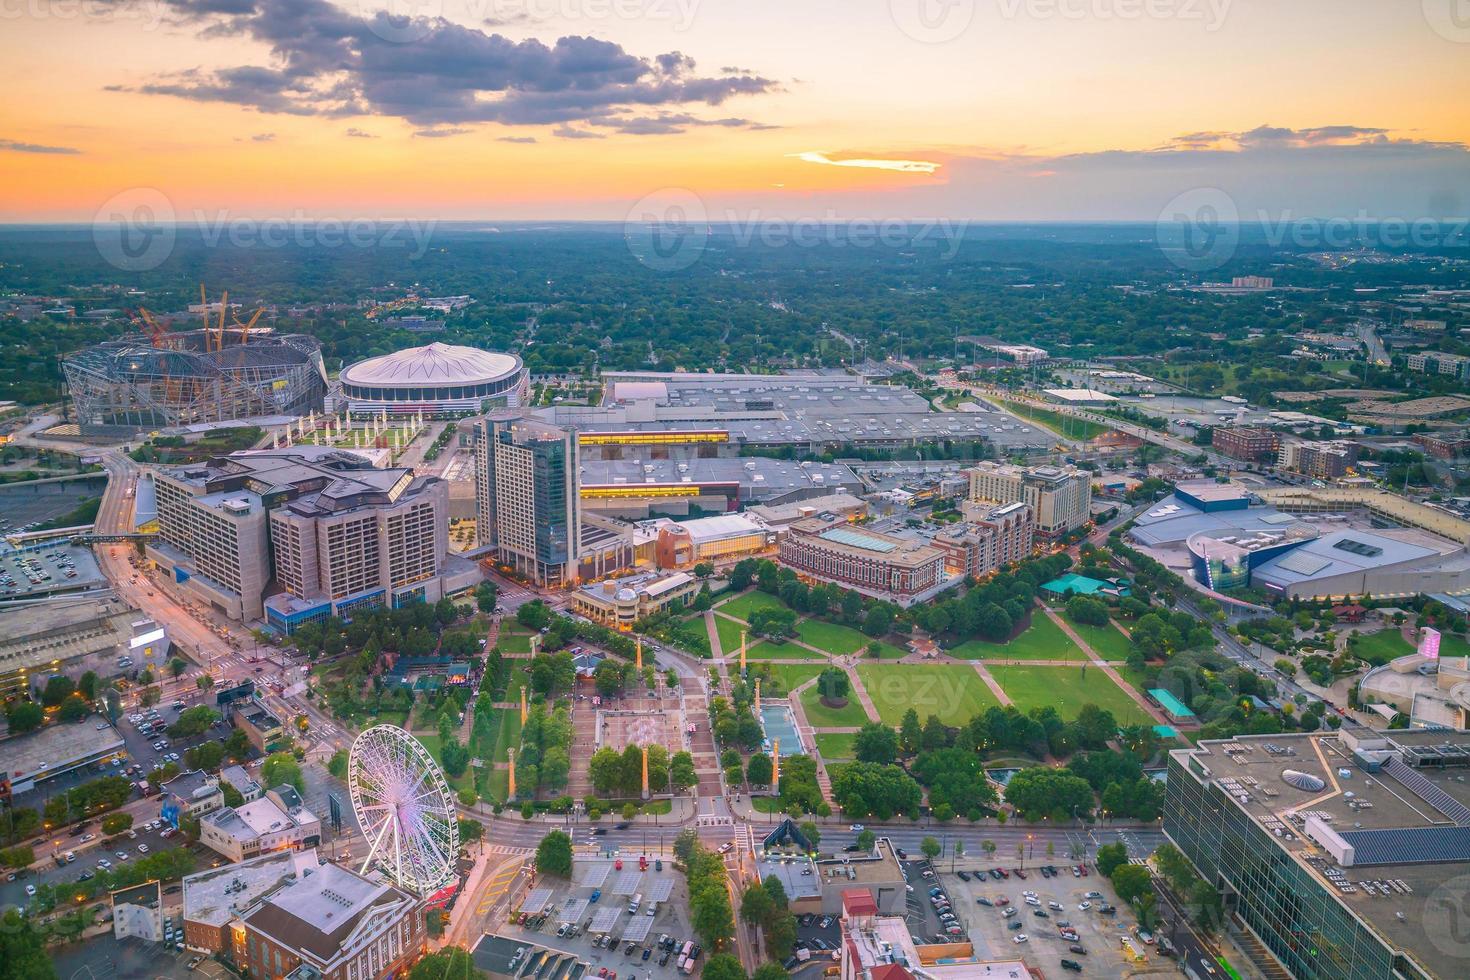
1079, 865, 1089, 877
615, 859, 623, 871
1014, 869, 1027, 879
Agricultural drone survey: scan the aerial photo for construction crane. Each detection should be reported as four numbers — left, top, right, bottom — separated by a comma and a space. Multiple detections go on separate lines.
234, 308, 264, 344
133, 307, 169, 347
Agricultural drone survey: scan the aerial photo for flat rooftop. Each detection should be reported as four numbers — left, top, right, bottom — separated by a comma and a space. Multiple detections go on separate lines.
1173, 730, 1470, 979
0, 595, 139, 675
846, 913, 1029, 980
6, 719, 124, 780
580, 456, 861, 497
182, 848, 320, 928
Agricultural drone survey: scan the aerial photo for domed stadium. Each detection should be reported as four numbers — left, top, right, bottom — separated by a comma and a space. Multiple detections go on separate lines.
338, 342, 527, 417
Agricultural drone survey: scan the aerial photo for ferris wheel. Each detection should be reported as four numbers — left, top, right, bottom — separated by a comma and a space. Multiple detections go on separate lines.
347, 725, 460, 896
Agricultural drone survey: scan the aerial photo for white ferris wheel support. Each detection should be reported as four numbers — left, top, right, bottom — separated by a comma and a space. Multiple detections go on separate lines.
347, 725, 460, 896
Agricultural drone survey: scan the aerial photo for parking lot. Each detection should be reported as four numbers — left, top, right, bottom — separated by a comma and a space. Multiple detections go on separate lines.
0, 544, 105, 597
944, 863, 1171, 978
496, 856, 702, 979
50, 931, 212, 980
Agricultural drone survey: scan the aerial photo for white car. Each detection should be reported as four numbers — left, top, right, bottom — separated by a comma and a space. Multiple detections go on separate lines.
81, 833, 96, 843
25, 884, 36, 897
98, 859, 112, 870
1078, 901, 1092, 911
1012, 934, 1028, 944
848, 824, 865, 832
138, 843, 149, 854
116, 851, 129, 861
128, 830, 138, 840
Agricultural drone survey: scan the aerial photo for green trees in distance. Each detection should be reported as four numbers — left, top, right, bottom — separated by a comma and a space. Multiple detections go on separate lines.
167, 705, 219, 738
1095, 842, 1129, 878
816, 667, 849, 703
328, 749, 349, 780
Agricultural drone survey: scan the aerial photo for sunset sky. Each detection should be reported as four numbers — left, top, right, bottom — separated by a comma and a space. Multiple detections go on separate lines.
2, 0, 1468, 222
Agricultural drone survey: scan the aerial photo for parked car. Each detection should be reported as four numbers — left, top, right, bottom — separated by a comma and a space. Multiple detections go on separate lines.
1012, 934, 1028, 944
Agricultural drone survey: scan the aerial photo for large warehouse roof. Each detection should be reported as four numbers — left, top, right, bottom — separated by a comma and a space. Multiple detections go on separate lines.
340, 343, 520, 388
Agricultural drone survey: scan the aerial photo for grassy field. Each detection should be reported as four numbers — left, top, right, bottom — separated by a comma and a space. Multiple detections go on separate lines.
713, 614, 748, 656
794, 619, 871, 656
947, 614, 1086, 661
799, 685, 870, 727
760, 663, 826, 696
1062, 613, 1134, 661
717, 590, 789, 621
412, 733, 474, 793
988, 664, 1153, 725
481, 767, 508, 803
495, 627, 535, 654
493, 708, 522, 763
855, 663, 1000, 726
746, 640, 821, 661
1439, 633, 1470, 660
814, 732, 856, 760
1349, 629, 1415, 665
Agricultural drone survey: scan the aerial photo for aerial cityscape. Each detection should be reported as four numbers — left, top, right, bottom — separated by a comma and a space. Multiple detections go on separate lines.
2, 4, 1469, 980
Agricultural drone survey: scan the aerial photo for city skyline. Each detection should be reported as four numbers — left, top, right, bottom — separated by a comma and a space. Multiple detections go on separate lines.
0, 0, 1467, 222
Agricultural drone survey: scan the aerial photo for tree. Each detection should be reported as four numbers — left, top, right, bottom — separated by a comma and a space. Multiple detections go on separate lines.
1109, 863, 1154, 906
670, 751, 698, 793
816, 667, 849, 703
1095, 842, 1129, 878
262, 752, 305, 794
328, 749, 349, 780
536, 830, 574, 876
78, 671, 99, 700
920, 836, 941, 860
6, 700, 43, 733
747, 752, 773, 786
196, 674, 215, 691
799, 822, 821, 849
830, 762, 922, 819
0, 908, 56, 980
458, 817, 484, 843
221, 782, 245, 808
899, 708, 922, 755
184, 741, 224, 772
168, 705, 220, 738
763, 875, 789, 910
169, 657, 188, 678
753, 964, 790, 980
701, 954, 746, 980
1066, 595, 1111, 627
57, 696, 90, 722
856, 829, 876, 852
41, 675, 75, 706
0, 845, 35, 869
693, 562, 714, 579
853, 723, 898, 765
408, 949, 481, 980
101, 812, 134, 834
1002, 767, 1094, 822
740, 882, 775, 925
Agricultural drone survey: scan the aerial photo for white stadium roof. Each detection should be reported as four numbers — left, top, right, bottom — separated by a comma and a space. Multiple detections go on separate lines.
340, 342, 521, 388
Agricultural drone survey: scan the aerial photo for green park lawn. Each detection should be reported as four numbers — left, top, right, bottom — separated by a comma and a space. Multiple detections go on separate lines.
1349, 629, 1416, 665
987, 664, 1153, 725
814, 732, 856, 761
1062, 613, 1134, 661
855, 663, 1000, 726
795, 619, 871, 656
495, 627, 535, 654
714, 614, 748, 656
760, 663, 826, 697
717, 589, 789, 621
1439, 633, 1470, 660
799, 685, 870, 728
745, 640, 820, 661
947, 613, 1086, 661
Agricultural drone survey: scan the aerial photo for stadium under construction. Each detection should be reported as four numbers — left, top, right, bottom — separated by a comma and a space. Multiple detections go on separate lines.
62, 328, 327, 436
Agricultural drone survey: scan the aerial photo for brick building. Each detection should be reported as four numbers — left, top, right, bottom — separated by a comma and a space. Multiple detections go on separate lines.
1212, 426, 1281, 463
778, 516, 948, 605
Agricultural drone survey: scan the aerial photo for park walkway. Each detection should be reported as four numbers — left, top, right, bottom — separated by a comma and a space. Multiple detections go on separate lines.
967, 660, 1014, 706
1042, 605, 1169, 727
787, 676, 837, 800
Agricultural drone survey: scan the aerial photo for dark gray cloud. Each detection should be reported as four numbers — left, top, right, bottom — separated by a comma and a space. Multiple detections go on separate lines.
115, 0, 774, 134
344, 127, 376, 138
497, 136, 538, 144
552, 125, 605, 140
0, 137, 82, 154
413, 127, 471, 138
